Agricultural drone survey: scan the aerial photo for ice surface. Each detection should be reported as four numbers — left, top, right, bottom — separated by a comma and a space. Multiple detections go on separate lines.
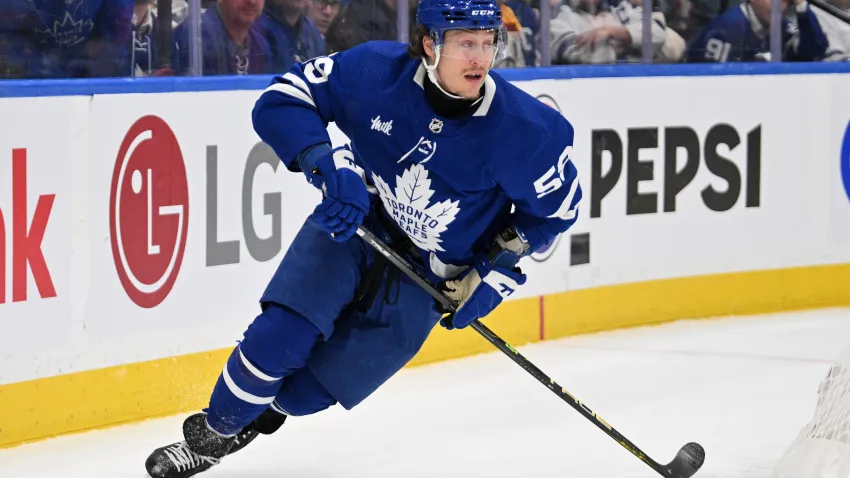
3, 308, 850, 478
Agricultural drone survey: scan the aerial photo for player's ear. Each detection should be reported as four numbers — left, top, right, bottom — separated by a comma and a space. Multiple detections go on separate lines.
423, 35, 435, 59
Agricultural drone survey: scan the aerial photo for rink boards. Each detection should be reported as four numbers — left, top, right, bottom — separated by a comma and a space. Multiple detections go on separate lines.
1, 63, 850, 448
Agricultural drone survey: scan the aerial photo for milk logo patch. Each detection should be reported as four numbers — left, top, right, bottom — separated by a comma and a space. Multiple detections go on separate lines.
372, 164, 459, 252
370, 115, 393, 136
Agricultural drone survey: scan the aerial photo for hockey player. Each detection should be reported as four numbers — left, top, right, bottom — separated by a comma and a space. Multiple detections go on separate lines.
144, 0, 582, 475
686, 0, 829, 62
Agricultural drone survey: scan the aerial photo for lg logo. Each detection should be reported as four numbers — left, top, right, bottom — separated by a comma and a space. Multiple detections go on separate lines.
110, 116, 189, 309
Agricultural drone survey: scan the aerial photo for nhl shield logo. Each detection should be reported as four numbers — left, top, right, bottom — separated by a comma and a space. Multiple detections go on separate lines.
429, 118, 444, 134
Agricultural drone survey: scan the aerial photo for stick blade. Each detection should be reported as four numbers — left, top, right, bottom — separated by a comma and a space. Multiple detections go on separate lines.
666, 442, 705, 478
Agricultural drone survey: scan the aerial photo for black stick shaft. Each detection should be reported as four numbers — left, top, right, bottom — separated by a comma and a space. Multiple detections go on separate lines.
809, 0, 850, 25
355, 225, 686, 478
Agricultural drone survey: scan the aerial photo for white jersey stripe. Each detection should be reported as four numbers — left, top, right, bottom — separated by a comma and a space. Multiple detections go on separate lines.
265, 83, 316, 109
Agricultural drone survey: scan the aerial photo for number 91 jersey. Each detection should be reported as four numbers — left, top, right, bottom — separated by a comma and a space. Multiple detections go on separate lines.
252, 40, 582, 279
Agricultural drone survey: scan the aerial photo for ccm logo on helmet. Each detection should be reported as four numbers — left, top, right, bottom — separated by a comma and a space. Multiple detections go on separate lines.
471, 9, 495, 15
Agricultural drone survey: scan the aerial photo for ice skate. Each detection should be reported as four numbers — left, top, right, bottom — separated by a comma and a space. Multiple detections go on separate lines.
144, 413, 235, 478
145, 408, 287, 477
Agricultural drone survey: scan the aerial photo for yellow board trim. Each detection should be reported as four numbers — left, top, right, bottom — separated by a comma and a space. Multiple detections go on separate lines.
544, 263, 850, 339
2, 263, 849, 449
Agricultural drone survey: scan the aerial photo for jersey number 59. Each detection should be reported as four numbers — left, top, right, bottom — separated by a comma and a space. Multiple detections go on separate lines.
534, 145, 573, 199
304, 56, 335, 84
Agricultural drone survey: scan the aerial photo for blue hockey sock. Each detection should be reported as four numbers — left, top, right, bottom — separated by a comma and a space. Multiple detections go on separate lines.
206, 304, 322, 436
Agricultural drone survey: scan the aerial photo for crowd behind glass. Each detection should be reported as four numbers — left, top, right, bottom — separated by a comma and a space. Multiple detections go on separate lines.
0, 0, 847, 80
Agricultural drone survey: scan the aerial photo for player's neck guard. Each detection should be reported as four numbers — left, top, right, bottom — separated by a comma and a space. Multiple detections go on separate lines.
414, 60, 497, 117
423, 67, 483, 118
424, 48, 469, 100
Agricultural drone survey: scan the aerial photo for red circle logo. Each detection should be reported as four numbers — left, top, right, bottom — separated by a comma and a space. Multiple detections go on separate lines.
110, 116, 189, 308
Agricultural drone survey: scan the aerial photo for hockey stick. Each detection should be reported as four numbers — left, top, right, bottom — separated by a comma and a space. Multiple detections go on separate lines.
808, 0, 850, 26
355, 225, 706, 478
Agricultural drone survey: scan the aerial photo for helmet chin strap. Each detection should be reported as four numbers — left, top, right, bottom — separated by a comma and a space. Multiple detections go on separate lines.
424, 47, 467, 100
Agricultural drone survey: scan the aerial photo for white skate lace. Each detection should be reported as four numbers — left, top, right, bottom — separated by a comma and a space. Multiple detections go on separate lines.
163, 442, 221, 472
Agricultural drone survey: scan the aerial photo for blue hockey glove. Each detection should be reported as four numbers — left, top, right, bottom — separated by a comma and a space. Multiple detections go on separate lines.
439, 255, 527, 330
439, 227, 531, 330
298, 144, 369, 242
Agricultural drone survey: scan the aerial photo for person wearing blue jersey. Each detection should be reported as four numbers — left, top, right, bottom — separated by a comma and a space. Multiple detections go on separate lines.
144, 0, 582, 475
686, 0, 829, 62
0, 0, 133, 78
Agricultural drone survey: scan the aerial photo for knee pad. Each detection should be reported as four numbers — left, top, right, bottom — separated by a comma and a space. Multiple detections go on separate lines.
272, 367, 337, 417
239, 303, 322, 377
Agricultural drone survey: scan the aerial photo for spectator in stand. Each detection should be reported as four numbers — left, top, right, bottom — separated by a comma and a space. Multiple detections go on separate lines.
493, 3, 527, 68
169, 0, 191, 24
494, 2, 531, 67
550, 0, 684, 63
687, 0, 743, 37
257, 0, 324, 72
686, 0, 829, 61
0, 0, 134, 78
324, 0, 416, 53
132, 0, 161, 75
502, 0, 542, 66
550, 0, 616, 63
811, 0, 850, 59
134, 0, 198, 76
306, 0, 344, 36
173, 0, 271, 75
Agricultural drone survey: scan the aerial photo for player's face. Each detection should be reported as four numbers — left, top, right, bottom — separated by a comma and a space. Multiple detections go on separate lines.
430, 29, 495, 99
219, 0, 265, 26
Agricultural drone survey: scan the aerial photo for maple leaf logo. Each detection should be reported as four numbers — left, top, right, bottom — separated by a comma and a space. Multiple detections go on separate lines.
372, 164, 460, 252
37, 11, 94, 47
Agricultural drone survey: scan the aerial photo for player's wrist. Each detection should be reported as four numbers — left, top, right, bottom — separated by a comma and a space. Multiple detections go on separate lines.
297, 143, 333, 188
485, 226, 530, 270
297, 143, 332, 173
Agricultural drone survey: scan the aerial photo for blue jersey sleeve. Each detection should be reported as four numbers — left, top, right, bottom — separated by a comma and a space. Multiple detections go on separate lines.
788, 3, 829, 61
252, 49, 355, 171
497, 117, 583, 253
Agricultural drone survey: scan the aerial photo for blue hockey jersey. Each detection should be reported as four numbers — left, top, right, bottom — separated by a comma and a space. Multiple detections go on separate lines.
252, 41, 582, 280
686, 2, 828, 62
0, 0, 133, 78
